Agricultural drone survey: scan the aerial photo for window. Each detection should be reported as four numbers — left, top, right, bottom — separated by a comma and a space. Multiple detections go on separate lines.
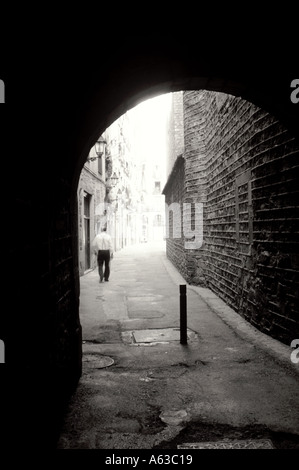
83, 192, 91, 270
154, 214, 162, 226
154, 181, 161, 194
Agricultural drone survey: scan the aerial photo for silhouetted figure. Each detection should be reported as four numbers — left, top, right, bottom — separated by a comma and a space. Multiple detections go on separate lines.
92, 227, 113, 282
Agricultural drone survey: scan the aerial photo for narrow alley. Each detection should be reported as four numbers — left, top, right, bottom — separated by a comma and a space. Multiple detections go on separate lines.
57, 241, 299, 450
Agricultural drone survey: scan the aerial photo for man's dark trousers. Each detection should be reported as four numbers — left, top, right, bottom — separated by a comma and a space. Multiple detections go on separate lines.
97, 249, 110, 281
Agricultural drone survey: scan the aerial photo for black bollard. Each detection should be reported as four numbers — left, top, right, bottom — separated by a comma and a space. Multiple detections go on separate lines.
180, 284, 187, 344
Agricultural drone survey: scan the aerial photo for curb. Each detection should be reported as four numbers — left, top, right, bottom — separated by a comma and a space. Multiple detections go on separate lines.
161, 255, 299, 378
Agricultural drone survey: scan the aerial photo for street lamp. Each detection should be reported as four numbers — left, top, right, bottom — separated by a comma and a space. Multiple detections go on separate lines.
105, 171, 119, 205
87, 135, 107, 162
95, 135, 107, 157
108, 171, 119, 188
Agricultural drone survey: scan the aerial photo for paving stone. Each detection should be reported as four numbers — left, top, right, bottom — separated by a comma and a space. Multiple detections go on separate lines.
133, 328, 181, 343
128, 310, 164, 319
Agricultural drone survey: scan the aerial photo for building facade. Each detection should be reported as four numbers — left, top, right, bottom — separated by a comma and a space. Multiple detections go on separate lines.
104, 111, 138, 251
77, 140, 107, 275
101, 102, 166, 252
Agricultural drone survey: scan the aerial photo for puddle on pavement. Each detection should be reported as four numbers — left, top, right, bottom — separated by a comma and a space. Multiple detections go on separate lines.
160, 409, 189, 426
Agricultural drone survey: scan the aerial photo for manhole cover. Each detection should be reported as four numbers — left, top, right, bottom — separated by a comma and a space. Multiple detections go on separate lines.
83, 354, 114, 369
178, 439, 274, 449
132, 328, 190, 343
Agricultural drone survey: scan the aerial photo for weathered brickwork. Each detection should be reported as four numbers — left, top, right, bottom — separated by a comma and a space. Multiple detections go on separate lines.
183, 91, 208, 284
163, 156, 186, 278
46, 176, 82, 372
165, 90, 299, 345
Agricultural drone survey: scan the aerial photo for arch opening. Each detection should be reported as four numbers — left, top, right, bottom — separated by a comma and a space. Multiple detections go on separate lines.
64, 84, 299, 449
75, 84, 299, 352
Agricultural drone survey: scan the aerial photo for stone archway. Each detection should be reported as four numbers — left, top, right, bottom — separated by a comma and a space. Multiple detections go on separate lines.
69, 65, 299, 362
2, 39, 298, 449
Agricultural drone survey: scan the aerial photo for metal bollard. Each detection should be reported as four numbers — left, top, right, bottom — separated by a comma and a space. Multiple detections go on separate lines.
180, 284, 187, 344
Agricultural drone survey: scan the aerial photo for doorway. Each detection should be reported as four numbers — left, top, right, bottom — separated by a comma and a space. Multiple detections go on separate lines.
83, 192, 91, 271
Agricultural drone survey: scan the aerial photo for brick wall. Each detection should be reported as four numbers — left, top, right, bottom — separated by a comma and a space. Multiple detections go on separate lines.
202, 91, 299, 344
163, 156, 186, 278
165, 90, 299, 345
183, 91, 208, 284
48, 177, 82, 371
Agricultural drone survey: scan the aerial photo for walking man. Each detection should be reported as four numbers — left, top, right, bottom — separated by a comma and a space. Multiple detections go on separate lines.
92, 227, 113, 283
